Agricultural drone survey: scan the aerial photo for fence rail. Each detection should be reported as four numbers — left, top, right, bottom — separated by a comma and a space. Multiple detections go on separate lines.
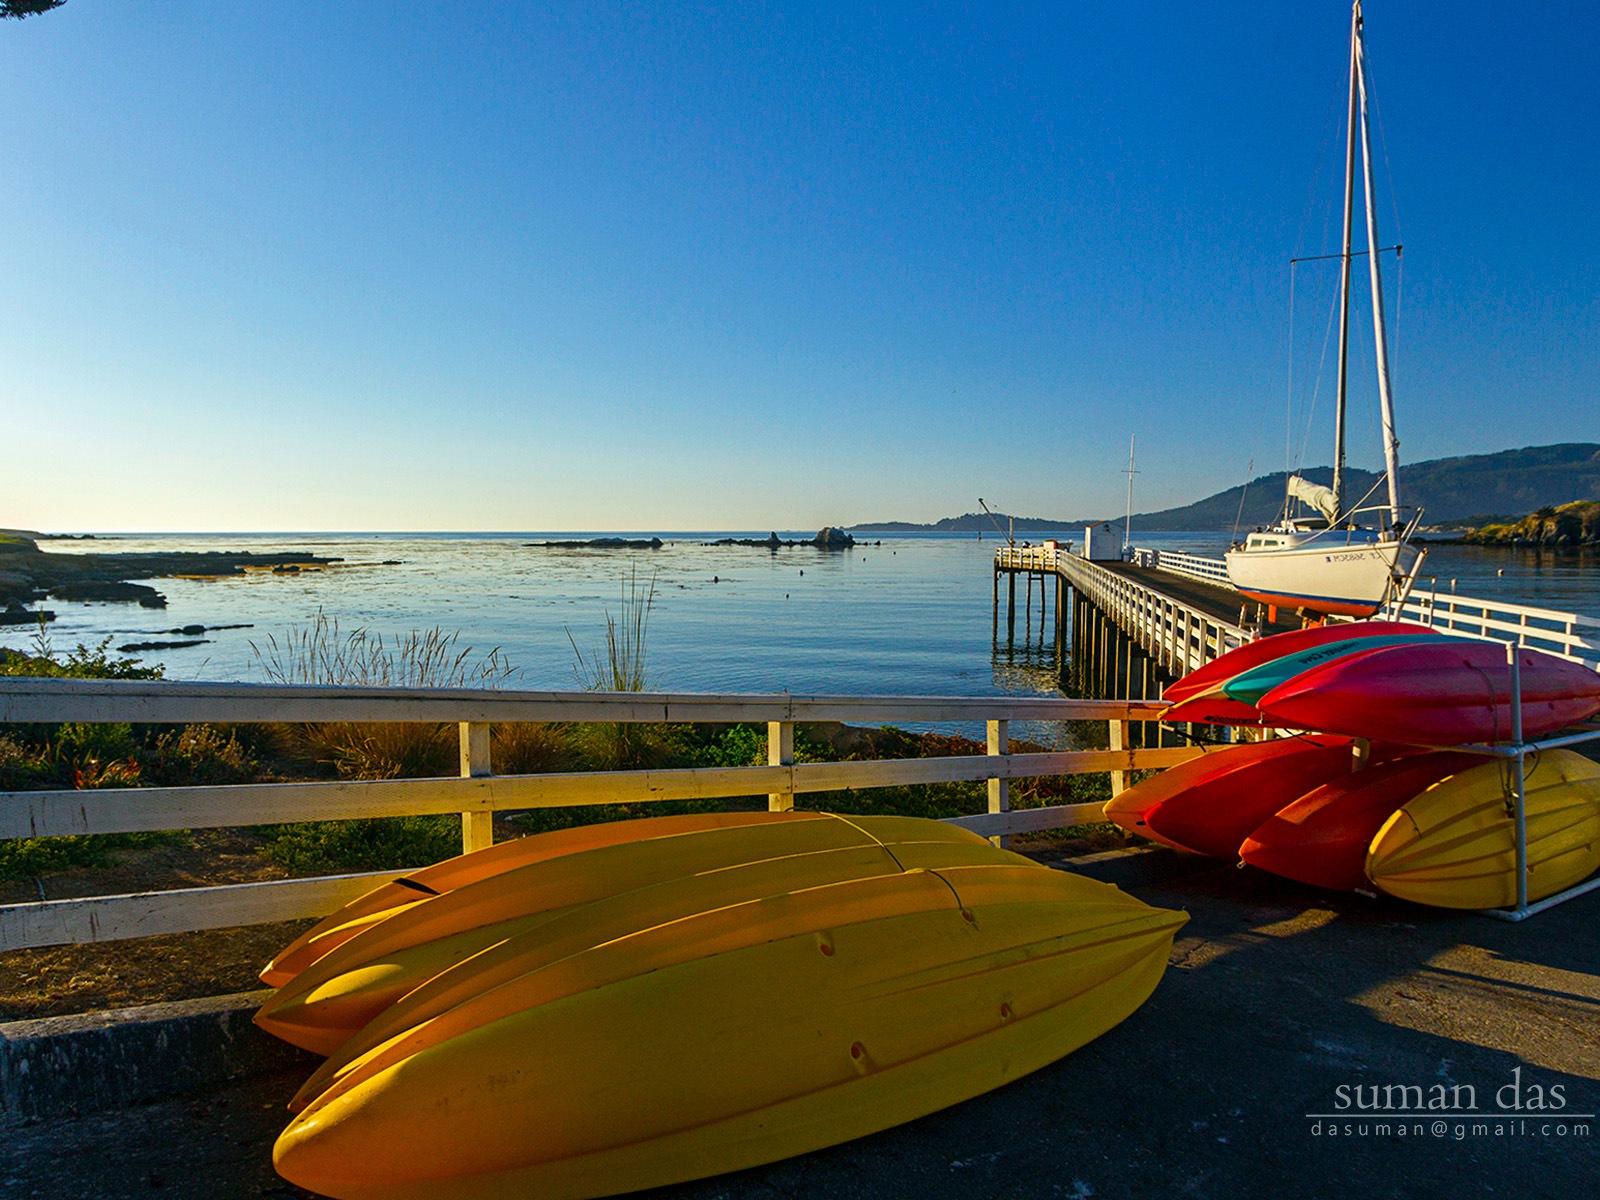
0, 679, 1195, 953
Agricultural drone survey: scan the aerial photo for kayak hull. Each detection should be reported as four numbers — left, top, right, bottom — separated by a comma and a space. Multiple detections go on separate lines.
1256, 642, 1600, 745
1239, 751, 1481, 891
261, 810, 823, 987
274, 864, 1187, 1200
257, 813, 993, 1055
1365, 750, 1600, 908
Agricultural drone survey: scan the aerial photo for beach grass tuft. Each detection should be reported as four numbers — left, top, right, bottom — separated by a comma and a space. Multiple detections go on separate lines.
566, 566, 666, 770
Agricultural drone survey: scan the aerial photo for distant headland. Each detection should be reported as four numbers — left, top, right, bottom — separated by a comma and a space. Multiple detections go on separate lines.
850, 443, 1600, 533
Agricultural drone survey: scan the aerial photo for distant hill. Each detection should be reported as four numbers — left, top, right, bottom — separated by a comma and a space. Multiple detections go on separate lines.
1135, 443, 1600, 530
852, 444, 1600, 533
851, 513, 1095, 534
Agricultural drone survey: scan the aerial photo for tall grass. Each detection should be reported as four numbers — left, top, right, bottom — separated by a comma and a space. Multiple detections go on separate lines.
566, 566, 657, 692
251, 611, 516, 692
565, 567, 664, 769
250, 611, 518, 781
248, 612, 527, 872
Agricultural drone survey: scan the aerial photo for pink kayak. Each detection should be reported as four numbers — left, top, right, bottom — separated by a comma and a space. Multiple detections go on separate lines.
1256, 641, 1600, 745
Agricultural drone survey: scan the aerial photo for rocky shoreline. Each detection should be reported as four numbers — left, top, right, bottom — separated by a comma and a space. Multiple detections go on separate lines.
0, 534, 345, 623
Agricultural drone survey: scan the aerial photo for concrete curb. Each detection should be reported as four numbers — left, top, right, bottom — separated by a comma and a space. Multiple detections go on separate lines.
0, 989, 316, 1127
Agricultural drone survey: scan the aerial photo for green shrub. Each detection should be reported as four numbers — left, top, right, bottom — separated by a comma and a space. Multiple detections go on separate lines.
138, 724, 261, 787
491, 722, 573, 775
0, 633, 162, 680
0, 831, 178, 882
257, 816, 461, 874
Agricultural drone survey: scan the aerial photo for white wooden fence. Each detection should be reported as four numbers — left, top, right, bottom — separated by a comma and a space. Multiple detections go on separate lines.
0, 679, 1199, 952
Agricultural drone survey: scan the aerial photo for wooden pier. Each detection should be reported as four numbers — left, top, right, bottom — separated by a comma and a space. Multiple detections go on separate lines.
995, 542, 1600, 702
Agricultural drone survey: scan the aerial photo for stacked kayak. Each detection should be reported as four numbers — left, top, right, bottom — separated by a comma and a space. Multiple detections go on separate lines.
1115, 624, 1600, 908
260, 810, 1189, 1200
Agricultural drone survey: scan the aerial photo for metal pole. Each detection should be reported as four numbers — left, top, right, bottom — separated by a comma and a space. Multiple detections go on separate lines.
1507, 642, 1528, 913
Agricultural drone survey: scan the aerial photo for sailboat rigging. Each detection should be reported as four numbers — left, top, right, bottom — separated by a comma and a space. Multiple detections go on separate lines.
1224, 0, 1426, 620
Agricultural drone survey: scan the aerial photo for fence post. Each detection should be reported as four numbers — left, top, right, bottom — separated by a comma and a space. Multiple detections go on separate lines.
987, 719, 1010, 848
458, 721, 493, 854
1109, 717, 1130, 796
768, 720, 795, 811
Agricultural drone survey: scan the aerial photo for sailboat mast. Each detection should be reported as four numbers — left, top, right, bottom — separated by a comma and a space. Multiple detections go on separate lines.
1354, 6, 1403, 528
1331, 0, 1361, 523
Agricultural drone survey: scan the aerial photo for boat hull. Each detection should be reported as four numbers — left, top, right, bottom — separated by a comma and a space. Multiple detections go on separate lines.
1224, 537, 1423, 618
1161, 620, 1439, 707
1141, 739, 1405, 861
1365, 751, 1600, 908
1104, 736, 1354, 852
273, 865, 1188, 1200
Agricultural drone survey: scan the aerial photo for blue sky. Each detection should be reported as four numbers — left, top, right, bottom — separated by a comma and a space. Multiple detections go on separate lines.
2, 2, 1595, 531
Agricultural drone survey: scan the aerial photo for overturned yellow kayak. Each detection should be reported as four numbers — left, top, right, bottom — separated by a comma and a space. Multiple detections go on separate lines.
288, 836, 1024, 1106
275, 862, 1186, 1200
257, 813, 994, 1054
261, 810, 827, 987
1365, 750, 1600, 909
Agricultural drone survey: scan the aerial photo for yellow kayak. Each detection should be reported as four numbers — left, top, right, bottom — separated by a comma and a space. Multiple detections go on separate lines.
1365, 749, 1600, 909
274, 863, 1186, 1200
256, 813, 995, 1054
261, 810, 828, 987
287, 835, 1031, 1107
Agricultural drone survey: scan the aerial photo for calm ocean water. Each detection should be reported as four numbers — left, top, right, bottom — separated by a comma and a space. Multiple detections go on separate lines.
13, 531, 1598, 706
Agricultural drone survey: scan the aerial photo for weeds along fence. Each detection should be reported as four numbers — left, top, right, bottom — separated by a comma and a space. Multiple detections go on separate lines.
0, 679, 1196, 953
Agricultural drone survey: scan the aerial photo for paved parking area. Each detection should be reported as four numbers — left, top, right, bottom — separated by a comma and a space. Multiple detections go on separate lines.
3, 847, 1595, 1200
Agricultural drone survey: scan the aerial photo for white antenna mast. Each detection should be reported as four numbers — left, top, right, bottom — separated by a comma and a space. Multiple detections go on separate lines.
1123, 435, 1139, 556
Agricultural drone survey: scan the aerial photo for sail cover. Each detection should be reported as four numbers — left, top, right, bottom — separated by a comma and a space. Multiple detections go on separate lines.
1286, 474, 1339, 522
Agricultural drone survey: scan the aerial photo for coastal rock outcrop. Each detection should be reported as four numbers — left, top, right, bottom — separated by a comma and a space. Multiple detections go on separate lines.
1464, 501, 1600, 547
812, 527, 855, 549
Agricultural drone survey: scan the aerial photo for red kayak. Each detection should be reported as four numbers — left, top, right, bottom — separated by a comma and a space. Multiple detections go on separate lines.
1162, 620, 1442, 709
1139, 736, 1401, 860
1239, 751, 1482, 891
1103, 737, 1336, 850
1256, 642, 1600, 745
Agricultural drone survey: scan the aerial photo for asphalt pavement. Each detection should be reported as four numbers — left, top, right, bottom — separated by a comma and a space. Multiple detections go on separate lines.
3, 846, 1595, 1200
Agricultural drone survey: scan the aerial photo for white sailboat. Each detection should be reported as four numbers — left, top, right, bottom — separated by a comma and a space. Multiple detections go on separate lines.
1225, 0, 1426, 620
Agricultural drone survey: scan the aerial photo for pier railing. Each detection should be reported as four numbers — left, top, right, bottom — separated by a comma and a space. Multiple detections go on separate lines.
997, 546, 1250, 675
1128, 547, 1233, 586
1000, 544, 1600, 671
0, 679, 1200, 953
1382, 585, 1600, 667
